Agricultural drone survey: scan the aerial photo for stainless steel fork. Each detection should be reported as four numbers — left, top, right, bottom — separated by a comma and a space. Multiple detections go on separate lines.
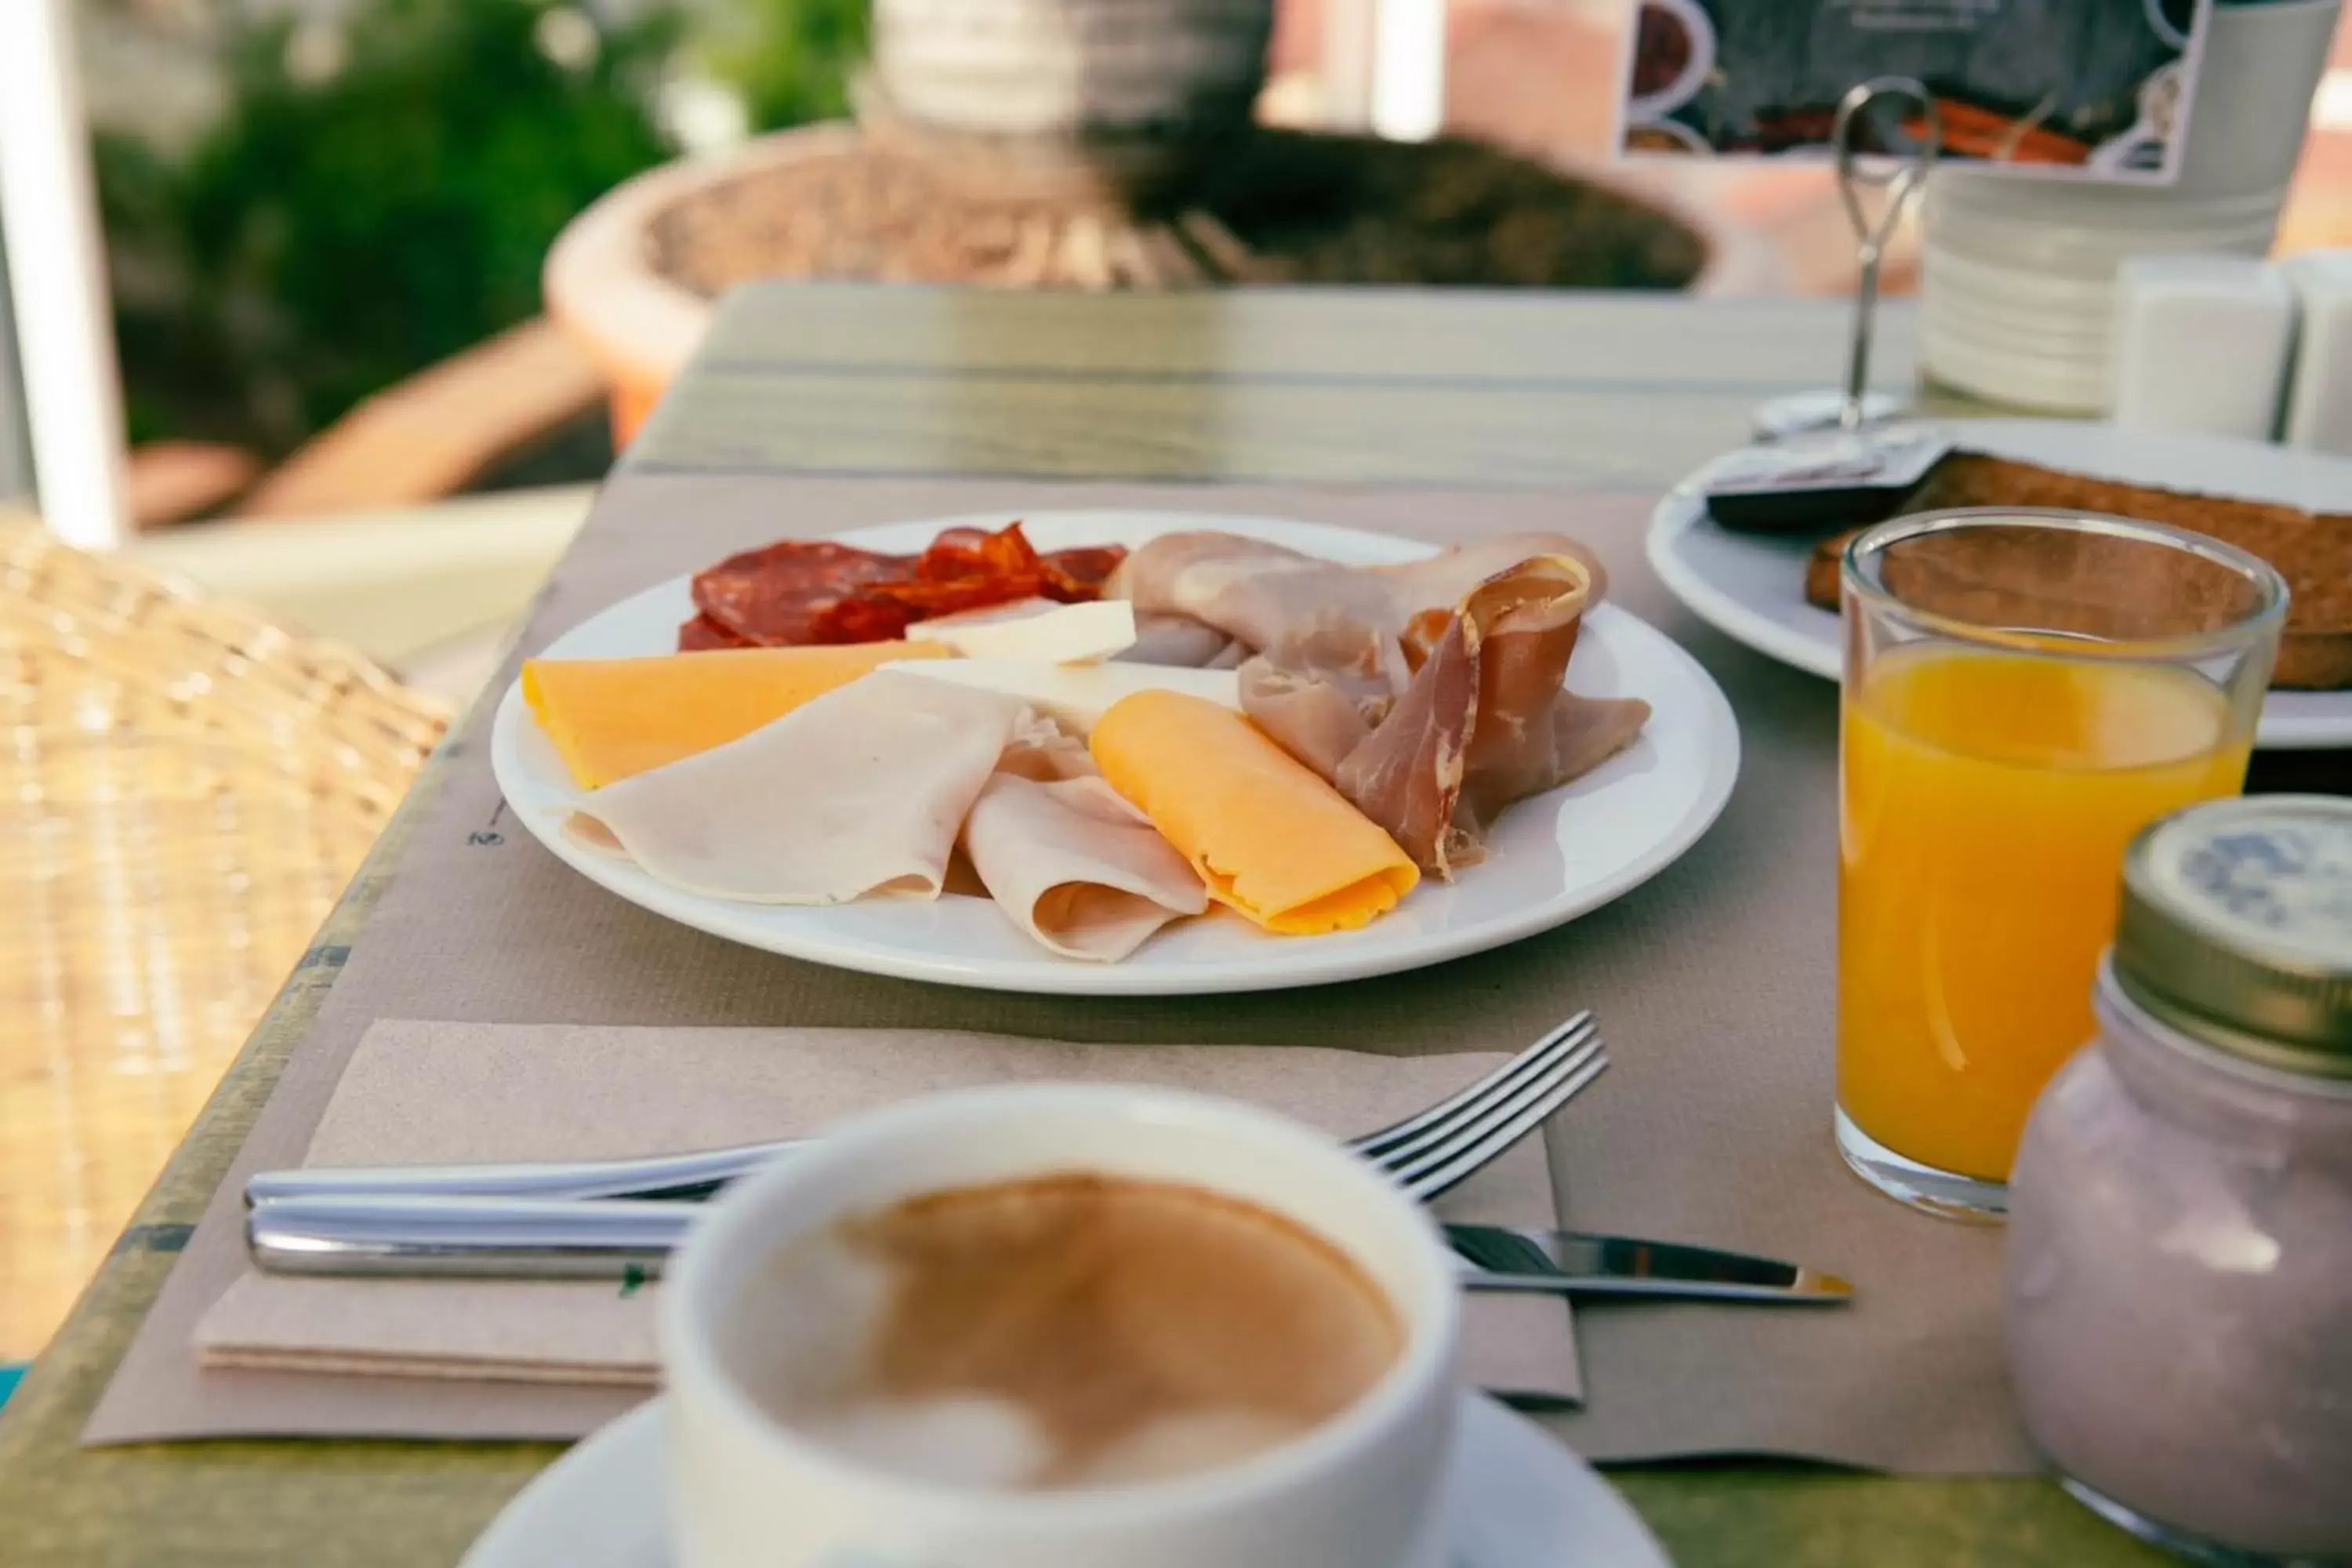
245, 1011, 1602, 1207
245, 1018, 1610, 1279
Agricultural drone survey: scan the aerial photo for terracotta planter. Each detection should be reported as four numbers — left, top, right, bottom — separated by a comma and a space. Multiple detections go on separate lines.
543, 125, 1780, 448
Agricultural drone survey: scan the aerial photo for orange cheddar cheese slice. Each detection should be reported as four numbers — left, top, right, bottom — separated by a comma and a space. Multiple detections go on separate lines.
522, 643, 952, 789
1091, 690, 1418, 935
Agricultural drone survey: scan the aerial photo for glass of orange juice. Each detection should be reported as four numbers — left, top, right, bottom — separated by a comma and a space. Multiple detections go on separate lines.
1838, 508, 2285, 1220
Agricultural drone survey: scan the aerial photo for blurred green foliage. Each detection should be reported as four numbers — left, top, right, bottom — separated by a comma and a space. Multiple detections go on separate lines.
700, 0, 869, 131
101, 0, 867, 460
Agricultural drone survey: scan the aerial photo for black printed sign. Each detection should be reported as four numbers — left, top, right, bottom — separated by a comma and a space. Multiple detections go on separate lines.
1618, 0, 2211, 182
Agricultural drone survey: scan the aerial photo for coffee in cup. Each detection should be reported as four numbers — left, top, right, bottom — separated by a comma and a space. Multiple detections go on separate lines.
735, 1171, 1404, 1490
664, 1084, 1462, 1568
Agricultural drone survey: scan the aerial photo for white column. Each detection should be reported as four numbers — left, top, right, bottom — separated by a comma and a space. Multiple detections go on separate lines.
1370, 0, 1446, 143
0, 232, 31, 503
0, 0, 132, 549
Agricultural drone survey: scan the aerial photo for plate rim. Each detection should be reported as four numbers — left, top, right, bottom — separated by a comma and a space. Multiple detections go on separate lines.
458, 1391, 1671, 1568
492, 509, 1744, 996
1644, 483, 2352, 750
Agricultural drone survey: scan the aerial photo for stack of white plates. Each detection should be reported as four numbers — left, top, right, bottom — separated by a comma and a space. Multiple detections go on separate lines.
1919, 0, 2340, 412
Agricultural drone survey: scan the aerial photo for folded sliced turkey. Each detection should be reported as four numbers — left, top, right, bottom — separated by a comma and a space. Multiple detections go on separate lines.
960, 772, 1207, 961
565, 670, 1027, 904
566, 668, 1209, 960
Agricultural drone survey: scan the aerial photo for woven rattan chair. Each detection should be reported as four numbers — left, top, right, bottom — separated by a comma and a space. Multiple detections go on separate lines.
0, 519, 446, 1357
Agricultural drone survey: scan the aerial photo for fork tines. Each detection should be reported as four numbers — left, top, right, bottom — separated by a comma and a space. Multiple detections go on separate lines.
1351, 1013, 1606, 1203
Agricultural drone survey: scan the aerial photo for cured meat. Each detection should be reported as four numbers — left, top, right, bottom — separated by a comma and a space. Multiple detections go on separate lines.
1037, 543, 1127, 600
960, 773, 1208, 961
1113, 529, 1610, 694
684, 522, 1127, 650
694, 539, 914, 646
1461, 691, 1653, 834
1120, 613, 1246, 669
1116, 533, 1400, 689
567, 672, 1027, 904
1240, 554, 1648, 878
679, 612, 756, 651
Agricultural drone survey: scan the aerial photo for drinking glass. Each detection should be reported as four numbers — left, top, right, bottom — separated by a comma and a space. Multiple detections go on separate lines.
1835, 507, 2285, 1220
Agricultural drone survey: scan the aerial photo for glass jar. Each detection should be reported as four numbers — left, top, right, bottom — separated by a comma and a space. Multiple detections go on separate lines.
2007, 796, 2352, 1563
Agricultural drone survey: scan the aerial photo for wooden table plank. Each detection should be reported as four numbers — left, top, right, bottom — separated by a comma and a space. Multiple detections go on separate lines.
684, 285, 1918, 390
633, 288, 1923, 495
636, 367, 1824, 492
0, 284, 2164, 1568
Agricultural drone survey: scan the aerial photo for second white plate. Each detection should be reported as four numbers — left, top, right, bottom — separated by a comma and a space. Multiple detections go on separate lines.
492, 510, 1742, 996
1645, 420, 2352, 750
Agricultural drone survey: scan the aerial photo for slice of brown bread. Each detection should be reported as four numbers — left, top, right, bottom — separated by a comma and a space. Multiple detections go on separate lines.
1802, 454, 2352, 690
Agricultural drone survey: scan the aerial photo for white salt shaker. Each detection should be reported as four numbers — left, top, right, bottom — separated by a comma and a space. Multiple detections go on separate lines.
2282, 251, 2352, 457
2108, 255, 2297, 440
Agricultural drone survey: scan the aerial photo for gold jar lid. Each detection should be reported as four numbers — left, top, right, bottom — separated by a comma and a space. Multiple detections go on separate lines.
2116, 796, 2352, 1077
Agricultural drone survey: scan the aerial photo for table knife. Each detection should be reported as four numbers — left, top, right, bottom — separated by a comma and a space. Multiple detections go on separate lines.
1443, 1223, 1851, 1305
245, 1196, 1849, 1304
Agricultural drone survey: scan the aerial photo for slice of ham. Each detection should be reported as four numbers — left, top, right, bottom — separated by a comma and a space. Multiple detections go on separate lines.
1116, 533, 1406, 692
1120, 613, 1246, 670
1240, 554, 1649, 878
565, 671, 1027, 904
1114, 530, 1613, 681
960, 773, 1208, 961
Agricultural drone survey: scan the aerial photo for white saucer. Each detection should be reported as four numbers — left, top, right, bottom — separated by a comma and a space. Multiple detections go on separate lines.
494, 510, 1741, 995
1646, 419, 2352, 750
461, 1392, 1671, 1568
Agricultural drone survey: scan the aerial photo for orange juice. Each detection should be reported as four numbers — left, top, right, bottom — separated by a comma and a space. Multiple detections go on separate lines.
1838, 644, 2249, 1181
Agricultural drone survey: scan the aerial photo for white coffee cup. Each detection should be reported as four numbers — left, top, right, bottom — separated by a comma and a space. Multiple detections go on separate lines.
659, 1083, 1464, 1568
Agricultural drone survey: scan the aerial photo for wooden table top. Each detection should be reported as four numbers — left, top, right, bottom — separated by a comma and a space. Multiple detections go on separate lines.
0, 284, 2169, 1568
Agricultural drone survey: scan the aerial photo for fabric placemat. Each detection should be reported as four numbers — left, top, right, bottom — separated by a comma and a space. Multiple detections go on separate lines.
87, 474, 2030, 1472
191, 1022, 1577, 1404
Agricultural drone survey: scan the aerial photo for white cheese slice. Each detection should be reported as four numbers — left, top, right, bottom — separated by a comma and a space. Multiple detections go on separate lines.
907, 600, 1135, 664
895, 658, 1241, 735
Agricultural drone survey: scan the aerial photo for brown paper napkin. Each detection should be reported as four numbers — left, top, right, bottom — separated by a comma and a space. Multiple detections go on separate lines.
194, 1021, 1581, 1404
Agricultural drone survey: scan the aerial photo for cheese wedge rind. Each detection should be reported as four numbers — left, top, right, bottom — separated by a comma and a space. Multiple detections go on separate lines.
522, 642, 952, 789
1090, 690, 1418, 935
897, 659, 1240, 735
908, 599, 1137, 664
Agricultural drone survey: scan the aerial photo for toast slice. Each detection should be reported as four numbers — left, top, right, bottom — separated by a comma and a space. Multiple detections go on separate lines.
1802, 454, 2352, 690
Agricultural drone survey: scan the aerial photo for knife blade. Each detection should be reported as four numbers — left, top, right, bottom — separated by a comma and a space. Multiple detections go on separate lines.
1444, 1222, 1852, 1305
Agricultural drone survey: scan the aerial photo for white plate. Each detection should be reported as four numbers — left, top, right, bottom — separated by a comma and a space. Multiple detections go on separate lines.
1645, 421, 2352, 750
460, 1392, 1671, 1568
493, 510, 1742, 996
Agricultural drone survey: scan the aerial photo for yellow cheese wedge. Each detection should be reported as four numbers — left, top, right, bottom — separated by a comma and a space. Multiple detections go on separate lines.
523, 643, 953, 789
1091, 691, 1419, 935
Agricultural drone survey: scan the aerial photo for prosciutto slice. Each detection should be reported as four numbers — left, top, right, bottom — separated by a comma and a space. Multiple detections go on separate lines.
961, 773, 1208, 961
1240, 555, 1649, 878
1115, 529, 1612, 678
566, 671, 1027, 904
1120, 613, 1246, 669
